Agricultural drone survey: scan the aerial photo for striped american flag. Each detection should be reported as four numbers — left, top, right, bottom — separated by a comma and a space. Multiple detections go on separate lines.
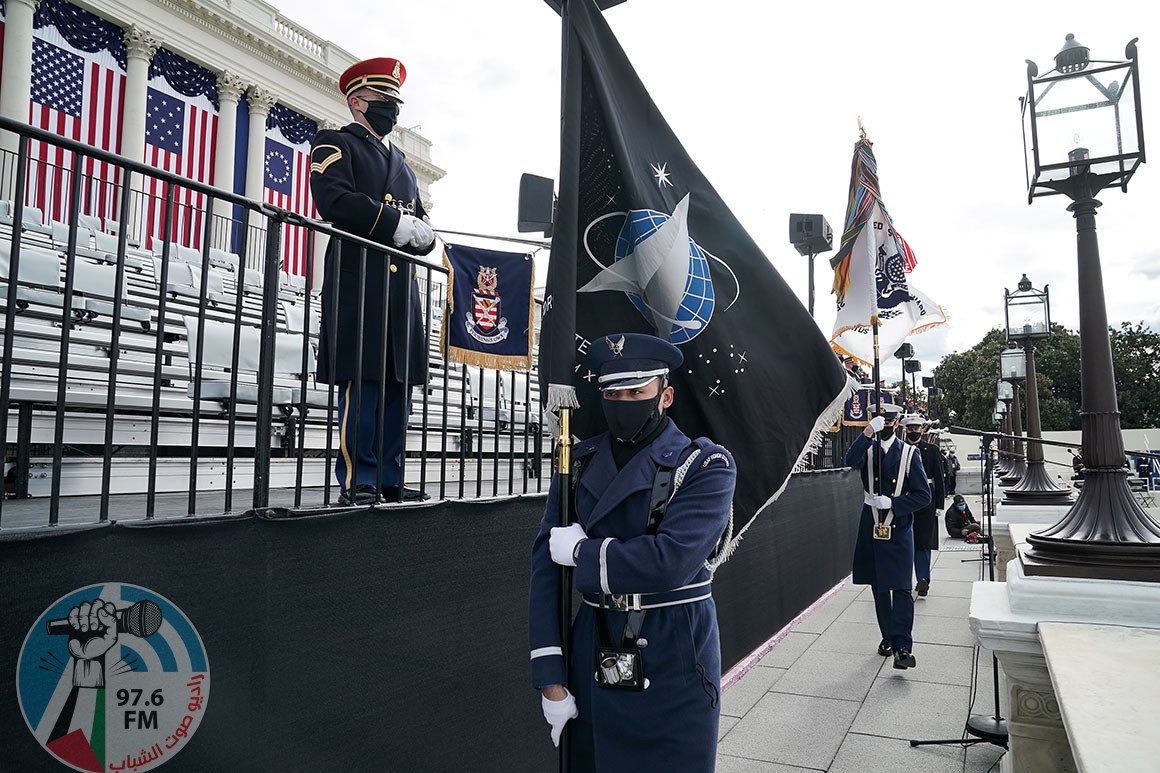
27, 29, 125, 225
143, 82, 217, 250
263, 131, 316, 277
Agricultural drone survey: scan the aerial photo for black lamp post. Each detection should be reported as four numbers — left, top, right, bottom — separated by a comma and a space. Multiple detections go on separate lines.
1020, 34, 1160, 581
994, 397, 1012, 476
997, 380, 1025, 484
1002, 277, 1074, 504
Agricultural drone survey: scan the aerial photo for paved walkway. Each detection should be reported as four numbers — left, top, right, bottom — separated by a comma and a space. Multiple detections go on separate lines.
716, 495, 1008, 773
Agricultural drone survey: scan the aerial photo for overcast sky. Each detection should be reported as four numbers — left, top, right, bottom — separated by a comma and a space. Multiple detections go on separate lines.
273, 0, 1158, 377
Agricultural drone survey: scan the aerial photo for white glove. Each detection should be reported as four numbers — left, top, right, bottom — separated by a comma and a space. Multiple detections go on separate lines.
870, 495, 892, 510
541, 689, 578, 748
868, 416, 886, 433
408, 217, 434, 249
392, 214, 434, 249
549, 523, 587, 567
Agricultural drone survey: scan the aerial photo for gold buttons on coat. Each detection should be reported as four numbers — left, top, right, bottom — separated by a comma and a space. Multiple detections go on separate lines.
389, 263, 398, 273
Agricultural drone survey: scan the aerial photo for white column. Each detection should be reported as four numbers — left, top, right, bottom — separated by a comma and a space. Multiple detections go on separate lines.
0, 0, 41, 160
119, 25, 158, 243
210, 72, 246, 245
120, 25, 159, 166
243, 86, 276, 269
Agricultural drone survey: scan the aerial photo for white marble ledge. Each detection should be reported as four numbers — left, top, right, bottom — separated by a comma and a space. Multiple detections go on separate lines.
1006, 524, 1053, 548
969, 580, 1045, 655
993, 503, 1073, 525
1039, 622, 1160, 773
1007, 552, 1160, 622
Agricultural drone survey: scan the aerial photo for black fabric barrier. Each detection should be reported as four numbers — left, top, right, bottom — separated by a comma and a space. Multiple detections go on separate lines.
714, 469, 864, 669
0, 471, 862, 772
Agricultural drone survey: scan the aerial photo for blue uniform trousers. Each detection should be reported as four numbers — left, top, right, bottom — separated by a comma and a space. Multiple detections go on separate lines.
914, 549, 932, 582
335, 379, 412, 492
873, 588, 914, 650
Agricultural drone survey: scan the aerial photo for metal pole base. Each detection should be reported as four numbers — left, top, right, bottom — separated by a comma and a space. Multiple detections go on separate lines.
909, 715, 1008, 749
1003, 462, 1074, 505
1023, 465, 1160, 582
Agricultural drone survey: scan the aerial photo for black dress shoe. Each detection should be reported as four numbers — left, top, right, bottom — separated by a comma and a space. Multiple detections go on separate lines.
338, 484, 378, 505
892, 648, 916, 669
877, 639, 892, 657
380, 485, 430, 502
916, 579, 930, 597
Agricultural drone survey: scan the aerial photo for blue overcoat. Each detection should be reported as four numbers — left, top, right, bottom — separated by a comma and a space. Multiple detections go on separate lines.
846, 434, 931, 590
309, 123, 432, 385
529, 419, 735, 772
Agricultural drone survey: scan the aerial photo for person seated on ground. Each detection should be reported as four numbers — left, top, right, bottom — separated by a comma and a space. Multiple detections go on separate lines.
944, 495, 981, 542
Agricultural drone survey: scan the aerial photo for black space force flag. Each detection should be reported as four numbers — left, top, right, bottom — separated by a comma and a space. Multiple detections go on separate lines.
540, 0, 855, 537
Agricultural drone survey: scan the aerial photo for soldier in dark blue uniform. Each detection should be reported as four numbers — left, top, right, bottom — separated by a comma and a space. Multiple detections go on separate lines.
846, 404, 931, 669
902, 415, 945, 597
529, 333, 736, 772
309, 57, 435, 504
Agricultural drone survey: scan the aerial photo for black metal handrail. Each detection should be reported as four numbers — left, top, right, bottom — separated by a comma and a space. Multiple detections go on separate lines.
1, 116, 547, 532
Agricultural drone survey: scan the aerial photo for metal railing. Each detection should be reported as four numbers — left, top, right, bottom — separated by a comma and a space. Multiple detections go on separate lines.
0, 117, 548, 532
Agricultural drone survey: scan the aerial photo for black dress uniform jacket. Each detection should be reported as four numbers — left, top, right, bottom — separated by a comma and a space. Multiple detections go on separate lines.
912, 440, 945, 552
309, 122, 432, 385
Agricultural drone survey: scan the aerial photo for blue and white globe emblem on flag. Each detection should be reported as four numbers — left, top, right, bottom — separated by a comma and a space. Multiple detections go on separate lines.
614, 208, 715, 344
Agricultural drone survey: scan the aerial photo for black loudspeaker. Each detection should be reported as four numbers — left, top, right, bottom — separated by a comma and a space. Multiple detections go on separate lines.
922, 376, 935, 388
894, 343, 914, 359
905, 360, 923, 374
788, 213, 833, 256
517, 173, 555, 235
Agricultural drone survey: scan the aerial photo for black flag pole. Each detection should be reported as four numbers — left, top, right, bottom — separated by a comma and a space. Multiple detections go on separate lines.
548, 2, 584, 769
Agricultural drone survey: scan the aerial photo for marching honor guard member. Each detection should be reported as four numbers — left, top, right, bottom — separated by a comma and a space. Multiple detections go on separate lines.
902, 415, 945, 597
528, 333, 736, 772
846, 404, 931, 669
310, 57, 435, 505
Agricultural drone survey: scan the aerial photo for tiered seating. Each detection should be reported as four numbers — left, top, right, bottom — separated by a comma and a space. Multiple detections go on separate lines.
2, 203, 549, 506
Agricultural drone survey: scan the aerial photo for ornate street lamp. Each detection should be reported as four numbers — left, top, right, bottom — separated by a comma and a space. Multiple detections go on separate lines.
1003, 278, 1073, 503
997, 380, 1024, 484
994, 395, 1012, 476
1020, 34, 1160, 580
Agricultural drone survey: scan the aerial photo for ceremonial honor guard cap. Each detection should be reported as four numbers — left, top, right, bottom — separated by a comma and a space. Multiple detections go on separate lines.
902, 414, 926, 428
874, 404, 903, 421
589, 333, 683, 392
339, 57, 406, 103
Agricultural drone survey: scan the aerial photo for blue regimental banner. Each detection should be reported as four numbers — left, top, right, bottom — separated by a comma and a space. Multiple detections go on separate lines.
842, 388, 895, 426
442, 243, 535, 371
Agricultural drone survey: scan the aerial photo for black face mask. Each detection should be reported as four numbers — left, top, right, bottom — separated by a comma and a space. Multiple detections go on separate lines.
362, 99, 399, 137
906, 431, 923, 443
603, 396, 664, 443
876, 427, 896, 442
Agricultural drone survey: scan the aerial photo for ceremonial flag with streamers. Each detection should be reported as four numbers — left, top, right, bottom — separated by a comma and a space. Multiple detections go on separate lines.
829, 138, 946, 368
143, 48, 218, 251
539, 0, 855, 551
442, 243, 535, 371
264, 104, 318, 277
21, 0, 126, 225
